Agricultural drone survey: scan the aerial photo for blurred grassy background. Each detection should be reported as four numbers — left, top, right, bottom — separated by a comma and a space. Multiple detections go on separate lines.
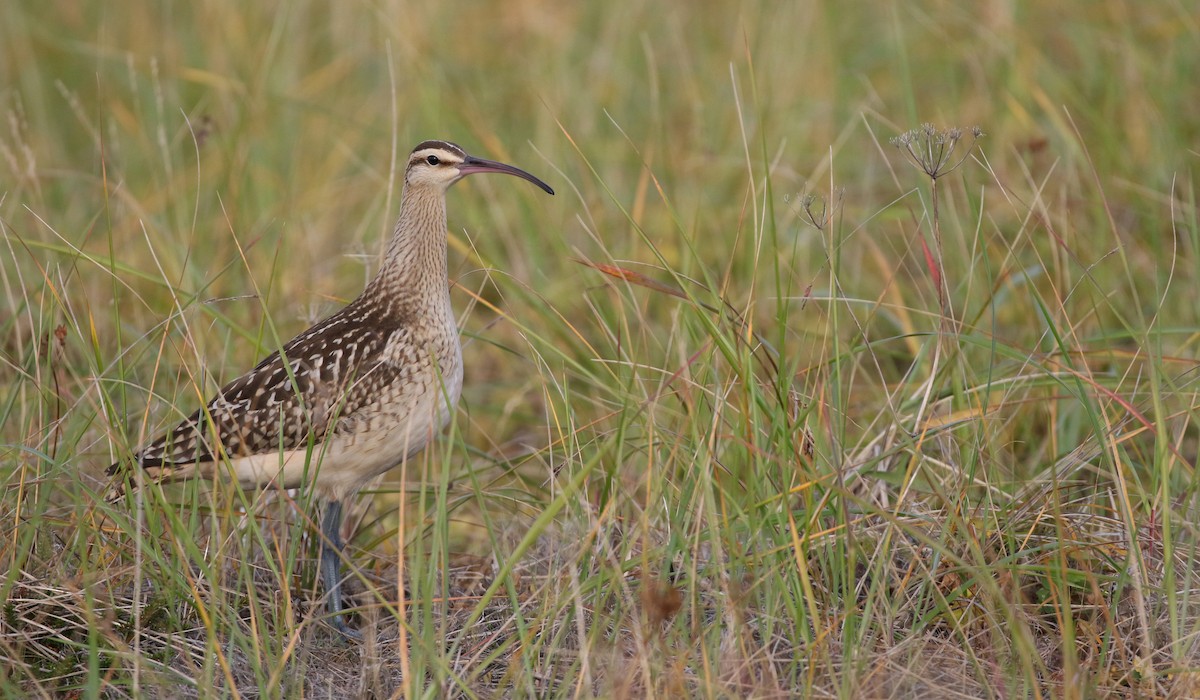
2, 0, 1199, 697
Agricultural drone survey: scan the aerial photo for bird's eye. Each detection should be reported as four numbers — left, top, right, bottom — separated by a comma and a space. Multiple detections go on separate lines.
426, 155, 440, 166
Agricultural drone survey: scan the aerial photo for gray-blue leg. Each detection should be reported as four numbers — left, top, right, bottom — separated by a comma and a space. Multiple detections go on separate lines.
320, 500, 361, 639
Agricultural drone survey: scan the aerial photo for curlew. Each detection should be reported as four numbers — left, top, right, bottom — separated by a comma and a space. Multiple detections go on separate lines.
109, 140, 554, 637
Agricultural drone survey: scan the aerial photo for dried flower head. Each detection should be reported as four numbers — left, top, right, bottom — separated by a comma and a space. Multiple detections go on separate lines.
787, 188, 844, 232
890, 124, 983, 180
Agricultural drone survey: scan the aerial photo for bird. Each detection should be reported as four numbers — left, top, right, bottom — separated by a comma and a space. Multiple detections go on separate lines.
108, 139, 554, 637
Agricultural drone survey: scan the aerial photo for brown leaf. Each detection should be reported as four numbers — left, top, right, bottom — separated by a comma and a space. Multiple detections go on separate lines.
573, 258, 686, 299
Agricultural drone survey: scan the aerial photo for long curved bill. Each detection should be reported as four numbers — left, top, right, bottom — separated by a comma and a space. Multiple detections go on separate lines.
459, 156, 555, 195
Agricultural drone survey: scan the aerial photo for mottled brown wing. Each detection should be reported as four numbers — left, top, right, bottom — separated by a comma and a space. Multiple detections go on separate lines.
112, 312, 399, 474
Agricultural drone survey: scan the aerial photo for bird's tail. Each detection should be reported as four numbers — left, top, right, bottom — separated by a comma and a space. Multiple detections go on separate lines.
105, 458, 190, 503
104, 461, 133, 502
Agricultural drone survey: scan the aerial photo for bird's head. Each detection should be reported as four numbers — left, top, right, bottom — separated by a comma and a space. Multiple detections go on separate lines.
404, 140, 554, 195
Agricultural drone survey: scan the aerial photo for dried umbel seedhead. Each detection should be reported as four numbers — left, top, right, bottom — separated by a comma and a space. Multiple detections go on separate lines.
890, 124, 984, 180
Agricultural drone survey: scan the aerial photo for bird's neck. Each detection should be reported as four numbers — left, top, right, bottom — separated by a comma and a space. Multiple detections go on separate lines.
362, 184, 451, 317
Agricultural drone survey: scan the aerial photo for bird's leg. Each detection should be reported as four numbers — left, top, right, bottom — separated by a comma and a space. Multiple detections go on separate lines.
320, 499, 361, 639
